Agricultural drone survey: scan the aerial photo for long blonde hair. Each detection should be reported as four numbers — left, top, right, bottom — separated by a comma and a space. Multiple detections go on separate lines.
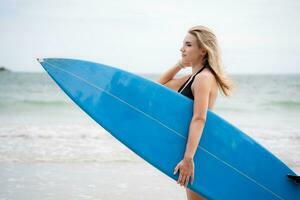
188, 25, 233, 96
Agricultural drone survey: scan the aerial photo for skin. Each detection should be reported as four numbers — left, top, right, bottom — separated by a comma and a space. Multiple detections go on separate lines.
157, 33, 218, 200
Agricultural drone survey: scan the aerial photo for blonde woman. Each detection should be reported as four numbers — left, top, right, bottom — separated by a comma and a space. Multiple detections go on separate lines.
157, 25, 233, 200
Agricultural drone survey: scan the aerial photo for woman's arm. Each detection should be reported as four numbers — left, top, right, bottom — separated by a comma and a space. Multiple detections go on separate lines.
184, 73, 211, 159
157, 61, 183, 85
174, 73, 211, 187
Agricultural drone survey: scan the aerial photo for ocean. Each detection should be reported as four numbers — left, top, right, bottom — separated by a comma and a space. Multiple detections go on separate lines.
0, 71, 299, 199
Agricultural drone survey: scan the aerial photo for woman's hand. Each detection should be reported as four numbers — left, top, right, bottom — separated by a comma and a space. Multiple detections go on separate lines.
177, 59, 192, 69
173, 157, 195, 188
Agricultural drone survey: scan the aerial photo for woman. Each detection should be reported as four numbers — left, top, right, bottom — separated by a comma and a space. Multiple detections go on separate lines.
157, 25, 233, 200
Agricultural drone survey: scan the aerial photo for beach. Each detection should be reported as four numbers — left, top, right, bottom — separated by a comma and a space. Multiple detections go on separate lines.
0, 162, 186, 200
0, 72, 299, 199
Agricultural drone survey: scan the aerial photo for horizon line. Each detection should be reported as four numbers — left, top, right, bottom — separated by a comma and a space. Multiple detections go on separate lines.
1, 70, 300, 76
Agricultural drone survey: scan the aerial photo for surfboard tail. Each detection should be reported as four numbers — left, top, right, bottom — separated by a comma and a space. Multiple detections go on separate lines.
287, 175, 300, 184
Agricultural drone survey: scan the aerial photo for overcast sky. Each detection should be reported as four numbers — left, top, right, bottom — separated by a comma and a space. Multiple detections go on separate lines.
1, 0, 299, 74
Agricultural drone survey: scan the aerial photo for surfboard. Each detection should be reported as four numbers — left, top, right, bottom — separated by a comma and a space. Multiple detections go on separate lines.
38, 58, 299, 199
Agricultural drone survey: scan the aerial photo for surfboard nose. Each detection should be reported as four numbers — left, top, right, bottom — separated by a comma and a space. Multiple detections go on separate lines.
37, 58, 44, 63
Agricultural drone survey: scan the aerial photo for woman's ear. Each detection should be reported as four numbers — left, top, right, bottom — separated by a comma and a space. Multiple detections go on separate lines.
200, 48, 207, 57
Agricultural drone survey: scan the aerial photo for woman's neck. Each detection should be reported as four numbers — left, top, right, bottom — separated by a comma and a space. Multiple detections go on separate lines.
191, 62, 205, 75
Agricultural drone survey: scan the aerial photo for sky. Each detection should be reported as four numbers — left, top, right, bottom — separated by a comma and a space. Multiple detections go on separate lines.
0, 0, 300, 74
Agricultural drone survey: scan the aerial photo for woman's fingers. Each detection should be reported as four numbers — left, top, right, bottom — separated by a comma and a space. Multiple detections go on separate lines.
191, 173, 194, 185
180, 174, 185, 186
179, 172, 189, 186
185, 175, 190, 188
173, 164, 179, 175
178, 172, 183, 184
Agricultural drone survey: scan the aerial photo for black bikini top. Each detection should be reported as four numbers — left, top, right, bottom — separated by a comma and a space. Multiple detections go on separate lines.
177, 66, 206, 100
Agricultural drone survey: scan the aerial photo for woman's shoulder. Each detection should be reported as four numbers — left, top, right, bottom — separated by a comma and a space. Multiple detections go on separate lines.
192, 69, 217, 91
194, 69, 215, 82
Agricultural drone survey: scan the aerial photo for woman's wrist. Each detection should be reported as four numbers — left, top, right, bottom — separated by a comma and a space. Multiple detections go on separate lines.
177, 60, 185, 69
184, 154, 194, 161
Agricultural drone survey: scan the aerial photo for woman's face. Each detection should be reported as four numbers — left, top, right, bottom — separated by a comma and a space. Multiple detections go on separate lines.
180, 33, 206, 65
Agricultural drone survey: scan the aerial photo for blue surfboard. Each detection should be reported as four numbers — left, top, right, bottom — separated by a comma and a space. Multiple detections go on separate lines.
38, 58, 299, 199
